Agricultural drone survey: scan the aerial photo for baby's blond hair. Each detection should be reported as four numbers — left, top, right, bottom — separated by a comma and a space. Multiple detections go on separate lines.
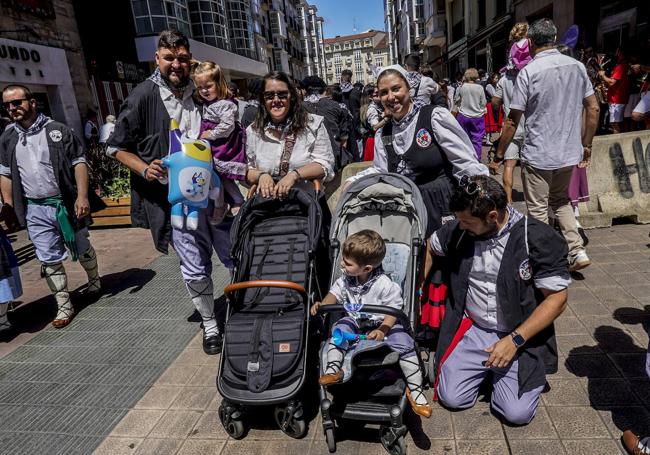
193, 61, 229, 100
509, 22, 529, 42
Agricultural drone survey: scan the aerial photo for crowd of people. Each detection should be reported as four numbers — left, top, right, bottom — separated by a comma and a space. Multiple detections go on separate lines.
0, 19, 648, 451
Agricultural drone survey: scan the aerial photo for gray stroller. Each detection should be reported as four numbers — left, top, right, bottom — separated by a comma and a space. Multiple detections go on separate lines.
316, 173, 429, 454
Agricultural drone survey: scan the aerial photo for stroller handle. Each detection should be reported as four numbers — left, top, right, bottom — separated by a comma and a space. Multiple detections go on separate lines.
246, 179, 321, 199
224, 280, 308, 301
317, 304, 409, 322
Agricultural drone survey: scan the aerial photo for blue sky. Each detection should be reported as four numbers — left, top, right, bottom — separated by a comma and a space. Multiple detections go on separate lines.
311, 0, 385, 38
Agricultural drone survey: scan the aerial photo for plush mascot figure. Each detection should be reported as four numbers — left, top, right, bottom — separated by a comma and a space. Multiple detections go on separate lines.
162, 119, 220, 230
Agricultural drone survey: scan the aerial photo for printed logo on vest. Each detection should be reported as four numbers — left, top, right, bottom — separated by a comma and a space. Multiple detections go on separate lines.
279, 343, 291, 353
518, 258, 532, 281
49, 130, 62, 142
415, 128, 432, 148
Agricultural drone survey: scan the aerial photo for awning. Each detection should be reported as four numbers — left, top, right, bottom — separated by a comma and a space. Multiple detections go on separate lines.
467, 14, 512, 50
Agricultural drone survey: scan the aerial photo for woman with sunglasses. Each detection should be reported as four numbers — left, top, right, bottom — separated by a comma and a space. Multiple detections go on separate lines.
245, 71, 335, 199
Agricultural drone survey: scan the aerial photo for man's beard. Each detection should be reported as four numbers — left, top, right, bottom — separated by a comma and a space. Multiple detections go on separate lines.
162, 70, 188, 88
467, 221, 499, 240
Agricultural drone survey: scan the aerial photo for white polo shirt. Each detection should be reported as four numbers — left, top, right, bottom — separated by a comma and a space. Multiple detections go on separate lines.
510, 49, 594, 170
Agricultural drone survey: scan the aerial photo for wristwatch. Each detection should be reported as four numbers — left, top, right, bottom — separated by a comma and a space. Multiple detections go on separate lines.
510, 331, 526, 348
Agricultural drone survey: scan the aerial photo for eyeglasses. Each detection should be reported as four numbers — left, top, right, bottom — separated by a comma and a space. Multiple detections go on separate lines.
459, 175, 496, 207
3, 99, 28, 109
263, 91, 290, 101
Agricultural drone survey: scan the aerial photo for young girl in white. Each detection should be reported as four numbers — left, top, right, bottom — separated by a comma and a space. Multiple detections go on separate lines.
193, 62, 246, 223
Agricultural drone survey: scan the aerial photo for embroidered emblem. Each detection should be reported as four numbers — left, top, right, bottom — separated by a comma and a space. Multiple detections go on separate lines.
519, 258, 532, 281
415, 128, 432, 148
279, 343, 291, 353
49, 130, 62, 142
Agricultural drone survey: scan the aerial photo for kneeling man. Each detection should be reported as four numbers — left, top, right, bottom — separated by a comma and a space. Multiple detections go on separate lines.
425, 175, 569, 425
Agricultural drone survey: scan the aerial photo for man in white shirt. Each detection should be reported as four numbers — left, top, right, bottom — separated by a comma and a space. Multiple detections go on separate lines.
490, 19, 600, 272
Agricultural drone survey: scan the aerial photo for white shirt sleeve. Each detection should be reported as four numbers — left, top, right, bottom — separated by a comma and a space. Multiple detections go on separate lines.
428, 232, 446, 256
510, 70, 529, 112
329, 277, 345, 303
367, 104, 382, 127
203, 101, 237, 140
494, 79, 504, 100
310, 118, 335, 182
245, 125, 258, 169
430, 107, 489, 179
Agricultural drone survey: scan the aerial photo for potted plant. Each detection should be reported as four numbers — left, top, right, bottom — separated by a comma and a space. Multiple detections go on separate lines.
87, 144, 132, 226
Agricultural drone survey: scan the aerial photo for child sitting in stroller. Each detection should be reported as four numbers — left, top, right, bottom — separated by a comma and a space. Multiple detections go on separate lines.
310, 230, 432, 418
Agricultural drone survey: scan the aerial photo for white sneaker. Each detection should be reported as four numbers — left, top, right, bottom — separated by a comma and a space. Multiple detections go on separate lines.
569, 250, 591, 272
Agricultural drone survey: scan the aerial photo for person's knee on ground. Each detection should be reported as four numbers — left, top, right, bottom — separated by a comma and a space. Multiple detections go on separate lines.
491, 395, 538, 425
436, 372, 479, 410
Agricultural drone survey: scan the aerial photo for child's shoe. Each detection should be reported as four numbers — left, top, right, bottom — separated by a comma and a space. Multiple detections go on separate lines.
318, 369, 343, 386
407, 389, 433, 418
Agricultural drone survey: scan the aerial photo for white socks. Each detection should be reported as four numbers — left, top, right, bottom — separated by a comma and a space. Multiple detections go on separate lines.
400, 355, 428, 406
324, 341, 344, 375
43, 263, 73, 321
79, 246, 101, 292
186, 278, 218, 337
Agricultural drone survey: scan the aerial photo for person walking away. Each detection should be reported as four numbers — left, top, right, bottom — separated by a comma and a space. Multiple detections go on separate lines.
302, 76, 352, 172
0, 85, 101, 328
453, 68, 487, 161
600, 47, 630, 134
484, 72, 502, 144
339, 70, 361, 161
107, 30, 230, 355
491, 37, 532, 203
193, 61, 246, 222
404, 53, 438, 104
489, 19, 600, 272
84, 110, 99, 147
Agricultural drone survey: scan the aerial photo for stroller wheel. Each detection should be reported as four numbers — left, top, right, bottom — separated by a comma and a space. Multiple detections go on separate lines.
380, 425, 407, 455
274, 405, 307, 439
219, 403, 245, 439
325, 427, 336, 453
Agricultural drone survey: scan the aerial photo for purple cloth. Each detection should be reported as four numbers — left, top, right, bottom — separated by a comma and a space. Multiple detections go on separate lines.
456, 112, 485, 161
201, 98, 247, 181
437, 323, 543, 425
568, 166, 589, 207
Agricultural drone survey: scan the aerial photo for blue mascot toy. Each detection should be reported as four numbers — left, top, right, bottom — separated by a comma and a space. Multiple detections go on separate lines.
162, 119, 220, 230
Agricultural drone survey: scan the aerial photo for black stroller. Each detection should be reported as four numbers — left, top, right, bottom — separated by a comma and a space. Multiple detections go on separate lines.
316, 173, 429, 454
217, 184, 328, 439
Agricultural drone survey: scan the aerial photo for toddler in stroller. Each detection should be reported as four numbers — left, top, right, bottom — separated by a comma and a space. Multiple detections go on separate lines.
311, 230, 432, 418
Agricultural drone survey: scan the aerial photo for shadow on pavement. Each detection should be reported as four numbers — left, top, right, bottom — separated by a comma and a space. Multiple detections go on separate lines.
0, 267, 156, 342
567, 307, 650, 437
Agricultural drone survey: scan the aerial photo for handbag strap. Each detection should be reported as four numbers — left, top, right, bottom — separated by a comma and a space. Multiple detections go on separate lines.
279, 133, 296, 177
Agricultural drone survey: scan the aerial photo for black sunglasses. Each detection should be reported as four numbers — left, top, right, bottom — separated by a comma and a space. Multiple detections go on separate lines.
263, 90, 290, 101
3, 99, 28, 109
459, 175, 496, 207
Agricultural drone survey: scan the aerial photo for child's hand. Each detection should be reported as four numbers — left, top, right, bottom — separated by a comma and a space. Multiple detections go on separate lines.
366, 329, 385, 341
310, 302, 321, 317
200, 131, 212, 139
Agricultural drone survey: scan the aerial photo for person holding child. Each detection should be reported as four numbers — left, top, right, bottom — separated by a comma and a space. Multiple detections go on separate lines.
310, 230, 433, 418
193, 61, 246, 223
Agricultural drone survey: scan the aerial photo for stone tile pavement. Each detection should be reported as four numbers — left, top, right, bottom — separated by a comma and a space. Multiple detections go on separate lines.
1, 220, 649, 454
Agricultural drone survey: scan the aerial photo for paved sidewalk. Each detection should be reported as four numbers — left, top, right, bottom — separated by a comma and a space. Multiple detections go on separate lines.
0, 213, 649, 454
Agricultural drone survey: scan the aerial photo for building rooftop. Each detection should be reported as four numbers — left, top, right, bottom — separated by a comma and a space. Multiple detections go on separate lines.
323, 30, 383, 44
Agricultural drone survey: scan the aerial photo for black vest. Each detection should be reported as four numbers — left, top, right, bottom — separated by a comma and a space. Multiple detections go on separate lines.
381, 104, 455, 235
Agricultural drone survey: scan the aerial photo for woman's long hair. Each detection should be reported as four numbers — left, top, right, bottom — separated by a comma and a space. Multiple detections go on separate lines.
253, 71, 308, 136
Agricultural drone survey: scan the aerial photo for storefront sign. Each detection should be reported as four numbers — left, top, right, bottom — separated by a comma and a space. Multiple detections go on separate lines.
0, 44, 41, 63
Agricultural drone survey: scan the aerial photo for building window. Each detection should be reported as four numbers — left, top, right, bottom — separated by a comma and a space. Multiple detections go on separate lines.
375, 57, 383, 66
132, 0, 192, 37
334, 53, 342, 80
344, 42, 351, 49
364, 39, 371, 46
